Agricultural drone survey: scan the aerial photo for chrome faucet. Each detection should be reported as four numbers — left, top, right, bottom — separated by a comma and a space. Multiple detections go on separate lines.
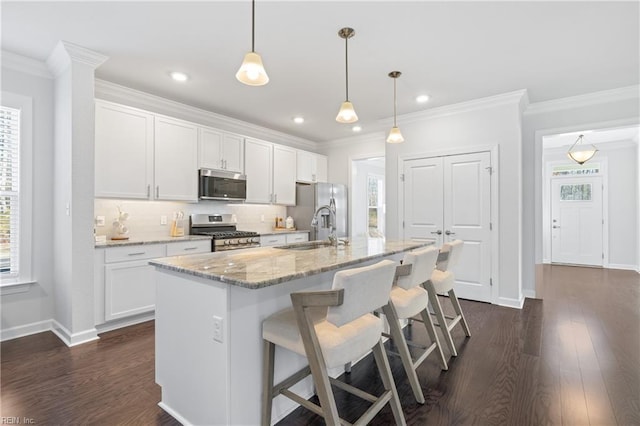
311, 201, 337, 246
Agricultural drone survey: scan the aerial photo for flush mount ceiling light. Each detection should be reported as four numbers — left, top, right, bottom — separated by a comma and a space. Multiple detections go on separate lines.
352, 125, 362, 132
386, 71, 404, 144
416, 94, 430, 103
336, 27, 358, 124
236, 0, 269, 86
169, 71, 189, 82
293, 116, 305, 124
567, 134, 598, 164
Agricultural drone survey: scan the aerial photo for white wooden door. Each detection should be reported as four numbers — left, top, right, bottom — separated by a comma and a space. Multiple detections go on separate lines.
272, 145, 297, 205
403, 151, 492, 302
198, 127, 224, 170
245, 138, 273, 204
551, 176, 603, 266
154, 116, 198, 201
221, 133, 244, 173
443, 152, 492, 302
104, 260, 156, 321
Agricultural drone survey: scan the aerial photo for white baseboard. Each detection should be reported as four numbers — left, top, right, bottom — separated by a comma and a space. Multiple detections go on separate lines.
51, 320, 99, 347
0, 319, 53, 342
497, 295, 525, 309
96, 312, 155, 334
608, 263, 638, 271
522, 289, 537, 299
158, 402, 193, 426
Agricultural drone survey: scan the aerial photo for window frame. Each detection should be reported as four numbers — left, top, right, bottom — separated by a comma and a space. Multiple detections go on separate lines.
0, 92, 33, 289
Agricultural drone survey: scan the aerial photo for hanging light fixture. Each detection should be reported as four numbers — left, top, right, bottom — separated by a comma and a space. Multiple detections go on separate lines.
236, 0, 269, 86
567, 134, 598, 164
336, 27, 358, 123
386, 71, 404, 143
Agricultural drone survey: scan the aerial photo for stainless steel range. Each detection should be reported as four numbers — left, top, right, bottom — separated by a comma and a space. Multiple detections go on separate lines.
189, 214, 260, 251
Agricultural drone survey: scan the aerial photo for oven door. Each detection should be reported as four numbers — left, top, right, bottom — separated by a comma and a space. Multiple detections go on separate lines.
199, 169, 246, 201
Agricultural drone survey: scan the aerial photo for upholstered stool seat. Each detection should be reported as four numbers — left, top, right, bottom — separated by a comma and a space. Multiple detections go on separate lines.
261, 260, 406, 426
425, 240, 471, 357
381, 246, 448, 404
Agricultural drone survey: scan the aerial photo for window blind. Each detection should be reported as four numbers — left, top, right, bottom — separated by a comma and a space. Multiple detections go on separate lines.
0, 105, 20, 276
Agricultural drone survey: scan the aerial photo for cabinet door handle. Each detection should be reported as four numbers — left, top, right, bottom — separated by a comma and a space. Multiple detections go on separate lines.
312, 174, 316, 182
128, 252, 146, 256
430, 230, 442, 235
445, 230, 456, 235
183, 247, 198, 251
156, 186, 159, 198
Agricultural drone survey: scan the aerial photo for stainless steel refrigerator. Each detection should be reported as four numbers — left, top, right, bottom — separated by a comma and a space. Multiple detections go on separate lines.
287, 182, 348, 241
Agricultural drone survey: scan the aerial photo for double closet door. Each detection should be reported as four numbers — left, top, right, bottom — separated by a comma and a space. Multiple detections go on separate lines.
402, 151, 492, 302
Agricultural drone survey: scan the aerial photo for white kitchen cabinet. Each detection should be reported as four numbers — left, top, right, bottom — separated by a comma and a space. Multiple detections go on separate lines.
296, 150, 328, 184
285, 232, 309, 244
245, 138, 296, 205
154, 116, 199, 201
166, 240, 211, 256
95, 100, 154, 199
272, 145, 297, 205
245, 138, 273, 204
260, 234, 287, 247
199, 127, 244, 173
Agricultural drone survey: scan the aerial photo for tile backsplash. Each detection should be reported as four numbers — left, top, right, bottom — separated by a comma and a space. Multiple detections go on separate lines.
94, 199, 287, 239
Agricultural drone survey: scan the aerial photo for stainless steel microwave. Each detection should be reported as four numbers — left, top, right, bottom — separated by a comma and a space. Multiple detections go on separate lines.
198, 169, 247, 201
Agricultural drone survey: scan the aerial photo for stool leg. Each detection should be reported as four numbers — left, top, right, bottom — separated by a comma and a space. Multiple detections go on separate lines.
419, 308, 448, 370
344, 362, 352, 373
372, 340, 407, 426
382, 304, 425, 404
261, 340, 275, 426
426, 283, 457, 357
449, 289, 471, 337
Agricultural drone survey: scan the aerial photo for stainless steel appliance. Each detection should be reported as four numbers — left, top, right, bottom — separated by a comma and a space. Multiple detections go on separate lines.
189, 214, 259, 251
198, 169, 247, 201
286, 183, 348, 241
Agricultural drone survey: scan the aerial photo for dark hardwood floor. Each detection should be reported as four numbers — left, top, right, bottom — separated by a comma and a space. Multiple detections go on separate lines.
1, 265, 638, 425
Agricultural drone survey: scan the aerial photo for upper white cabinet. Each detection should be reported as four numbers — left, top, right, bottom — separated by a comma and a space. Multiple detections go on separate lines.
245, 138, 273, 204
154, 116, 198, 202
296, 150, 328, 183
245, 139, 296, 205
95, 101, 154, 199
198, 127, 244, 173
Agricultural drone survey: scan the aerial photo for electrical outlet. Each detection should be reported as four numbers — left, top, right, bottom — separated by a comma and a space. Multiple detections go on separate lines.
212, 316, 223, 343
261, 214, 265, 223
95, 216, 105, 227
160, 215, 167, 225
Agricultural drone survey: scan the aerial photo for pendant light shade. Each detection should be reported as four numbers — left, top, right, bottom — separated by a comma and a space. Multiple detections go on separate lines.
567, 134, 597, 164
236, 0, 269, 86
386, 71, 404, 143
336, 27, 358, 123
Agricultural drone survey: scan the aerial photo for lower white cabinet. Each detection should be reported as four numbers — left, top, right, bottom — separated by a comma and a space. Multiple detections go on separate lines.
260, 234, 287, 247
95, 240, 211, 327
285, 232, 309, 244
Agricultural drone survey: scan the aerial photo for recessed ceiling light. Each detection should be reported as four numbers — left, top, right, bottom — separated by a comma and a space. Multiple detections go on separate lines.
293, 116, 305, 124
169, 71, 189, 82
352, 126, 362, 132
416, 94, 430, 103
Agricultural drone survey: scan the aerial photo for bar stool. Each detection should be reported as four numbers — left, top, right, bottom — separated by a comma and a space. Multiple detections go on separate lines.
425, 240, 471, 357
381, 246, 448, 404
261, 260, 406, 426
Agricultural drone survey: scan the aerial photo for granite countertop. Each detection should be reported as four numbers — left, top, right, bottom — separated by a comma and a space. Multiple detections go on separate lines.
95, 235, 211, 248
149, 238, 433, 289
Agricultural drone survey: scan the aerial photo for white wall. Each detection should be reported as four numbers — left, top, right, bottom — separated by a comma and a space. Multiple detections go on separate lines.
522, 87, 640, 295
542, 143, 638, 269
0, 63, 55, 338
319, 133, 386, 186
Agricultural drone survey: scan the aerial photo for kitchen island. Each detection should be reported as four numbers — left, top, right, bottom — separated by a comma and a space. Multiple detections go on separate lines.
150, 238, 431, 425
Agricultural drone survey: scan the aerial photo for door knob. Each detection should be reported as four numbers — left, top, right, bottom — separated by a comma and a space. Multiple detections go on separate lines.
430, 230, 442, 235
552, 225, 560, 229
445, 230, 456, 235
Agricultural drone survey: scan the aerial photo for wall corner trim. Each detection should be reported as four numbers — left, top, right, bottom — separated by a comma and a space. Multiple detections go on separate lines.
46, 40, 108, 77
51, 320, 99, 347
497, 295, 525, 310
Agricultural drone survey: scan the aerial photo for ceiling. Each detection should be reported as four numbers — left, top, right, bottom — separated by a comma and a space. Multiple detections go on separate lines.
2, 1, 639, 143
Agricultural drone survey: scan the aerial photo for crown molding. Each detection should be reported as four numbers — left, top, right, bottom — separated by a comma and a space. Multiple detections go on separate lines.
46, 41, 108, 78
525, 85, 640, 116
94, 79, 317, 150
377, 89, 528, 128
1, 50, 52, 79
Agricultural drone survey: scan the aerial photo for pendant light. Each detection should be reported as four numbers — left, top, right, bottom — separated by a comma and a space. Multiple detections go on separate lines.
336, 27, 358, 123
386, 71, 404, 143
236, 0, 269, 86
567, 134, 598, 164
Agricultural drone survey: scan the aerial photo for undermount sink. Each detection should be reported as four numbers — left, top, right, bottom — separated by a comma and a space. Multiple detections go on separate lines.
274, 241, 334, 250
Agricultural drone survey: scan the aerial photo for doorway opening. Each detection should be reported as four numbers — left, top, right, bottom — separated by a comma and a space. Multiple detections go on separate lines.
351, 157, 385, 238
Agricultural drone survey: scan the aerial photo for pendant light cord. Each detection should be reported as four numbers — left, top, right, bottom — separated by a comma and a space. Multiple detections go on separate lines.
393, 78, 397, 127
251, 0, 255, 52
345, 36, 349, 101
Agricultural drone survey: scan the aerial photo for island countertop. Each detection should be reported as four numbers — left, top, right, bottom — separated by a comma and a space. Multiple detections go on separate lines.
149, 238, 431, 289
